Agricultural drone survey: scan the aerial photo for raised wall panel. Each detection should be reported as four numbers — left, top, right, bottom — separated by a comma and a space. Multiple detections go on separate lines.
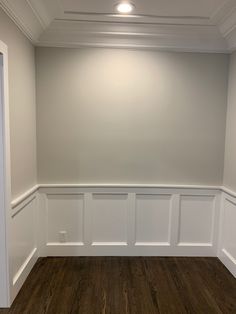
36, 187, 220, 257
222, 199, 236, 262
91, 194, 128, 245
178, 195, 215, 245
11, 198, 36, 282
135, 194, 171, 245
10, 195, 38, 302
47, 194, 84, 244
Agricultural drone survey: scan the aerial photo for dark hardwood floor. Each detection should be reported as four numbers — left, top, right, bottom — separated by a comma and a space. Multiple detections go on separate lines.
0, 257, 236, 314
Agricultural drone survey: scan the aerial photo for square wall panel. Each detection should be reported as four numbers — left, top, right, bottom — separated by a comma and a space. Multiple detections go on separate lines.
47, 194, 84, 243
179, 195, 215, 245
135, 194, 171, 245
11, 199, 36, 279
92, 194, 128, 245
222, 199, 236, 260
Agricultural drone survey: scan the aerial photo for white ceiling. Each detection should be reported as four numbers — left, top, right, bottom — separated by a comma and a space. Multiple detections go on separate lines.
1, 0, 236, 52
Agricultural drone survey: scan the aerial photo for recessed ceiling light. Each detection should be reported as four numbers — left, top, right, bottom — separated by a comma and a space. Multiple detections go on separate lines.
116, 2, 134, 14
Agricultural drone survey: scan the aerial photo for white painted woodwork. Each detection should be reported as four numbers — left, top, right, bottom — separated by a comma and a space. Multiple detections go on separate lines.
9, 193, 38, 303
5, 183, 236, 308
36, 186, 221, 256
218, 193, 236, 277
11, 198, 36, 283
0, 40, 11, 308
0, 0, 48, 42
38, 21, 227, 52
0, 50, 7, 308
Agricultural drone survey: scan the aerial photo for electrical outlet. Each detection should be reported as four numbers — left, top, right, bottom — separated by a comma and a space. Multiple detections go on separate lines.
59, 231, 67, 243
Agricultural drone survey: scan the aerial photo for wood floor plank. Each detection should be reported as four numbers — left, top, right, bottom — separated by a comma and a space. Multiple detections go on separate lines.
0, 257, 235, 314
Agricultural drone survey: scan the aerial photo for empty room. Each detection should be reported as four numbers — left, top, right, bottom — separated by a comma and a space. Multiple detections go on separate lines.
0, 0, 236, 313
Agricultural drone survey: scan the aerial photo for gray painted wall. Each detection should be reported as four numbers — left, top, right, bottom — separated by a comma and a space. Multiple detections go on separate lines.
224, 52, 236, 191
36, 48, 228, 185
0, 8, 37, 199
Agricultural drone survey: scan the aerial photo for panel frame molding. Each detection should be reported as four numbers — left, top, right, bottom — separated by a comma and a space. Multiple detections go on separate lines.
218, 192, 236, 277
134, 193, 173, 247
46, 193, 85, 246
35, 185, 221, 257
178, 194, 217, 247
9, 191, 38, 303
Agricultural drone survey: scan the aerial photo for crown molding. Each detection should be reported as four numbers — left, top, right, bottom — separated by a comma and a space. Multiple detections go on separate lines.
0, 0, 234, 52
37, 19, 228, 53
0, 0, 47, 42
211, 0, 236, 24
225, 27, 236, 51
26, 0, 52, 29
62, 11, 214, 26
211, 0, 236, 51
215, 2, 236, 37
221, 7, 236, 51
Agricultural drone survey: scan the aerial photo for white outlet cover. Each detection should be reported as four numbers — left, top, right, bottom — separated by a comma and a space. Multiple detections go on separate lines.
59, 231, 67, 243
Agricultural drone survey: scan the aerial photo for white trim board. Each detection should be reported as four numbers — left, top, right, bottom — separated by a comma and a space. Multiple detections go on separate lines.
11, 184, 221, 207
10, 183, 236, 208
0, 40, 11, 308
11, 248, 38, 302
11, 185, 39, 209
37, 20, 228, 53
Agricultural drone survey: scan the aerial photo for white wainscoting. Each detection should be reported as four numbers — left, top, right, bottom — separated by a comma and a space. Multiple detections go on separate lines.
10, 190, 38, 302
218, 191, 236, 278
37, 186, 221, 257
8, 184, 236, 306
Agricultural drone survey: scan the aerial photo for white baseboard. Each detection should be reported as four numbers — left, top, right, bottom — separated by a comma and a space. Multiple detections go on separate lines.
45, 244, 216, 257
219, 249, 236, 278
